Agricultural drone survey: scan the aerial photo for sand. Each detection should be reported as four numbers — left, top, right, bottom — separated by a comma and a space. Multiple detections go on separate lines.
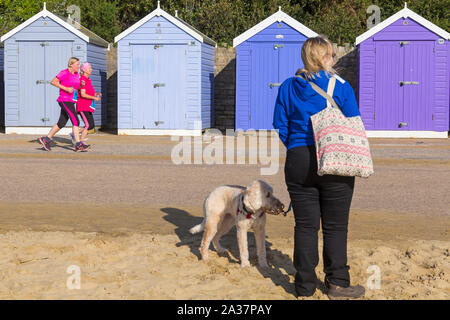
0, 134, 448, 299
0, 231, 448, 300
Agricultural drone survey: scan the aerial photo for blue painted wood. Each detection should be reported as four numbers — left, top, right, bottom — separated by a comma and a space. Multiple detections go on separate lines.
44, 41, 74, 126
250, 43, 279, 130
201, 42, 214, 129
235, 21, 310, 130
18, 42, 46, 126
131, 44, 187, 129
3, 15, 91, 128
117, 14, 214, 130
0, 46, 4, 126
358, 16, 449, 132
87, 43, 107, 126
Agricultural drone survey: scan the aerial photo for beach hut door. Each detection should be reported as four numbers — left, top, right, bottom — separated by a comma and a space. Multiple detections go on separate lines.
18, 41, 73, 126
375, 41, 433, 130
18, 42, 46, 126
132, 44, 187, 129
250, 42, 302, 130
44, 42, 75, 126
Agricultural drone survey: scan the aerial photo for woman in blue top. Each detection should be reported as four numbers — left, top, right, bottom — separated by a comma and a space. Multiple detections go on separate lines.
273, 37, 365, 299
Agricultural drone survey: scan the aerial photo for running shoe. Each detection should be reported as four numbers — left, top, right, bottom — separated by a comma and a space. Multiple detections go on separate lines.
81, 141, 91, 150
75, 142, 88, 152
69, 132, 76, 145
38, 136, 51, 151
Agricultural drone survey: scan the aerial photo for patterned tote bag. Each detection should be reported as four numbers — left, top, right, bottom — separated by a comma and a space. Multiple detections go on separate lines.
298, 75, 374, 178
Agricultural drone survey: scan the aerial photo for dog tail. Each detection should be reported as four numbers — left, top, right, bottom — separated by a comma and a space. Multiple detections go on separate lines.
189, 220, 205, 234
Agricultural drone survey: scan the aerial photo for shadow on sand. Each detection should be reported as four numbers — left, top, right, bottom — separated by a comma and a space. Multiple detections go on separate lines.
160, 206, 322, 297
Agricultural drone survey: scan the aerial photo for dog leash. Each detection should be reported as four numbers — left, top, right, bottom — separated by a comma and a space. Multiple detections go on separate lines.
282, 201, 292, 217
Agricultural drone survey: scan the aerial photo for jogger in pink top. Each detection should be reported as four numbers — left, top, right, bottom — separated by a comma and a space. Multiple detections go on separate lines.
74, 62, 102, 149
38, 57, 88, 152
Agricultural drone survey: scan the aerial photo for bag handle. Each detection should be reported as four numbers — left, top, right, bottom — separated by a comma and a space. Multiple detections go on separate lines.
296, 75, 340, 110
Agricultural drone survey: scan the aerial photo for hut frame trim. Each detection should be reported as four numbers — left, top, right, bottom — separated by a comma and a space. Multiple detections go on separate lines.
355, 7, 450, 45
233, 10, 318, 48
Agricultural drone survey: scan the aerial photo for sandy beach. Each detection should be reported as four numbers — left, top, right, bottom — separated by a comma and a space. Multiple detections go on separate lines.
0, 134, 448, 299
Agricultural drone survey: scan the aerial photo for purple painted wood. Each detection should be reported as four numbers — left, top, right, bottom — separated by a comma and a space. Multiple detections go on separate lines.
375, 41, 403, 130
403, 41, 434, 130
358, 16, 449, 132
235, 21, 309, 130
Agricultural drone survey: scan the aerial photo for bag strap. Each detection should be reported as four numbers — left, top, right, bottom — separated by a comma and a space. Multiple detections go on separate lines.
296, 75, 340, 110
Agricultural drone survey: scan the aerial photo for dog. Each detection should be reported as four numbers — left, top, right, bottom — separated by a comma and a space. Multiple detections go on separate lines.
190, 180, 284, 268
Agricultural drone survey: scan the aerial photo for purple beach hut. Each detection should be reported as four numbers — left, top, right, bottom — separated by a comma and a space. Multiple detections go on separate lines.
356, 3, 450, 138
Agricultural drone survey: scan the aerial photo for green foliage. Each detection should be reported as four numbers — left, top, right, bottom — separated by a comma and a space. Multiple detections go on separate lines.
1, 0, 448, 45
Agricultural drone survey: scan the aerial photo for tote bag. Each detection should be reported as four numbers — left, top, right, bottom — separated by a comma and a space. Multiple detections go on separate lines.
297, 75, 374, 178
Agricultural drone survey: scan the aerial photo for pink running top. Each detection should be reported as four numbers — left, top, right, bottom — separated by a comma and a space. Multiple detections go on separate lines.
76, 75, 96, 113
56, 69, 81, 102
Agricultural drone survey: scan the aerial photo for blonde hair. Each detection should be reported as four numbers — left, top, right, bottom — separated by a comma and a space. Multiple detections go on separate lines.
68, 57, 80, 68
297, 36, 336, 79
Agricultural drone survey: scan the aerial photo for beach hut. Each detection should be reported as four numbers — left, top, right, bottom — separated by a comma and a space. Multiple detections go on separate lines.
114, 2, 216, 136
0, 3, 109, 135
356, 3, 450, 138
0, 44, 4, 127
233, 8, 318, 131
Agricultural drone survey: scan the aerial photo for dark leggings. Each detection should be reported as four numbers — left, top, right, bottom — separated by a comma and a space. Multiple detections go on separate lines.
57, 101, 79, 128
78, 111, 95, 131
284, 145, 355, 296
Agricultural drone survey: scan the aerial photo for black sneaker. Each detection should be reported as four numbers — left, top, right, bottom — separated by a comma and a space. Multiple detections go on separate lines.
38, 137, 51, 151
325, 278, 365, 300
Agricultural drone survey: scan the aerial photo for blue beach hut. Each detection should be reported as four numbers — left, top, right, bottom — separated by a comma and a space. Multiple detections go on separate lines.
0, 44, 4, 127
0, 3, 108, 134
114, 3, 216, 136
233, 8, 318, 131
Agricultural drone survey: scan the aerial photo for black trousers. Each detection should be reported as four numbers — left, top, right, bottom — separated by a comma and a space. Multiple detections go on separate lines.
284, 145, 355, 296
57, 101, 80, 128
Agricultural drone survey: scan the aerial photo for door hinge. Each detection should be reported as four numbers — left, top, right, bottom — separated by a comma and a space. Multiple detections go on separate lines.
432, 114, 434, 121
374, 114, 376, 120
374, 47, 376, 54
250, 49, 252, 56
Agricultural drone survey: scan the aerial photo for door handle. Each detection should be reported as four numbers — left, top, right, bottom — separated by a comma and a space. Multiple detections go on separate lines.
36, 80, 45, 85
269, 83, 281, 88
154, 121, 165, 126
399, 81, 419, 86
153, 83, 165, 88
398, 122, 408, 128
274, 44, 284, 49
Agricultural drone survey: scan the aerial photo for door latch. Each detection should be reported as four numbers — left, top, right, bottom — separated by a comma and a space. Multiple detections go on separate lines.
399, 81, 419, 86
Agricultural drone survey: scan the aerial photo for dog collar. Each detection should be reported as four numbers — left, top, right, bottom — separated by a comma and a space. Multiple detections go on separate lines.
236, 194, 264, 219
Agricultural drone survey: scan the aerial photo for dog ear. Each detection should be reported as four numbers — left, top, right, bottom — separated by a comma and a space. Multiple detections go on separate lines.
245, 181, 263, 210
